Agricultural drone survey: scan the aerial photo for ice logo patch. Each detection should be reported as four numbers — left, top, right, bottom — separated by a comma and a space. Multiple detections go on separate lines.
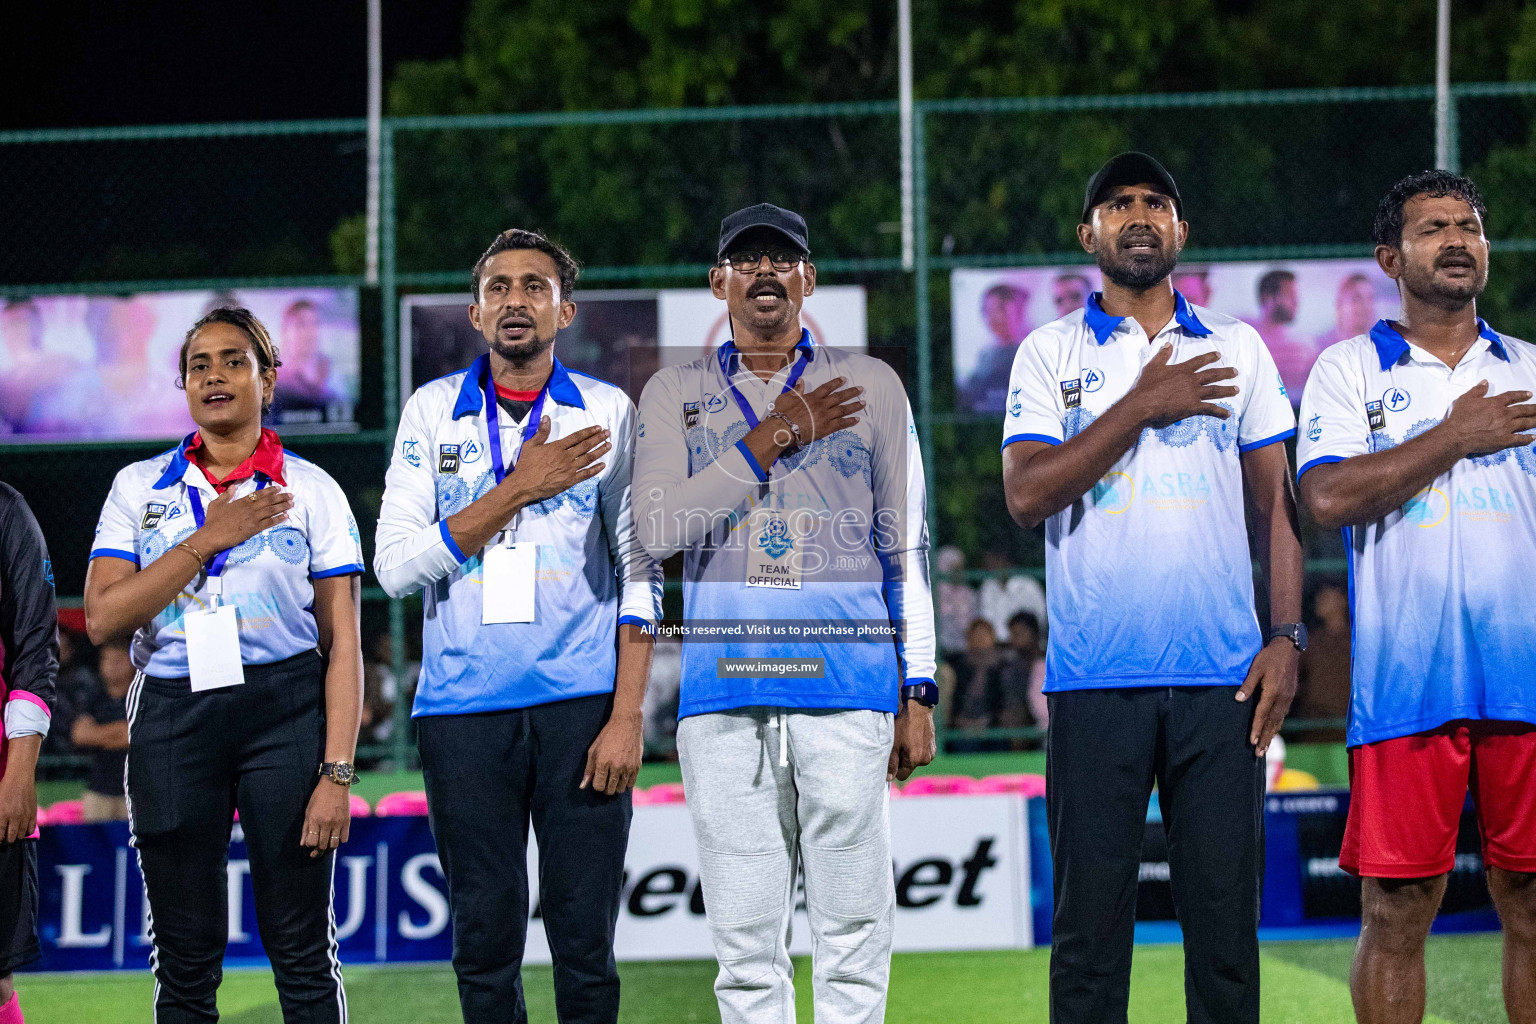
757, 516, 794, 559
141, 503, 167, 530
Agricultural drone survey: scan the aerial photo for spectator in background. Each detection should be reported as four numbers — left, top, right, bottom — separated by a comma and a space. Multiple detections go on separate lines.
1172, 267, 1212, 306
1255, 268, 1313, 398
992, 611, 1048, 737
1291, 583, 1352, 743
939, 619, 1005, 752
1314, 273, 1378, 348
1051, 274, 1092, 318
961, 283, 1031, 411
45, 628, 99, 757
935, 545, 978, 654
359, 633, 400, 755
641, 635, 682, 753
70, 639, 131, 822
977, 549, 1047, 641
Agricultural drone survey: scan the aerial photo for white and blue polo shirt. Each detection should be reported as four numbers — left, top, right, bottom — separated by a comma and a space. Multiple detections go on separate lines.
1297, 319, 1536, 746
90, 436, 365, 678
1003, 292, 1296, 691
374, 353, 663, 717
632, 330, 936, 719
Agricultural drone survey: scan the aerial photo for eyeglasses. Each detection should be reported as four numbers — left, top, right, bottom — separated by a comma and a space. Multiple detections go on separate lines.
720, 249, 804, 272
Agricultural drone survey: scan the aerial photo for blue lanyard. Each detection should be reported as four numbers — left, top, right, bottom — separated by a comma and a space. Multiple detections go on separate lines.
723, 348, 811, 430
186, 477, 269, 577
483, 375, 549, 485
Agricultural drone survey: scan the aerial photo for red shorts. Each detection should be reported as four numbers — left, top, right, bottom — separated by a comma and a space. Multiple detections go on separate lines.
1341, 719, 1536, 878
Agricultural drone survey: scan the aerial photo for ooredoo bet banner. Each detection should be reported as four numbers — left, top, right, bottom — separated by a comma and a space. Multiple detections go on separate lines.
33, 793, 1033, 972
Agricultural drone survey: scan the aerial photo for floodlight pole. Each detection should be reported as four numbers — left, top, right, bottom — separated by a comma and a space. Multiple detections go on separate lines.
365, 0, 383, 285
1435, 0, 1453, 171
898, 0, 914, 271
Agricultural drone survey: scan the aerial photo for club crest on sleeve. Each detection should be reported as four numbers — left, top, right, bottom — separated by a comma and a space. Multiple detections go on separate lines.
439, 444, 460, 474
1366, 400, 1386, 432
141, 502, 167, 530
1060, 378, 1082, 410
401, 438, 422, 467
683, 401, 700, 429
1306, 414, 1323, 442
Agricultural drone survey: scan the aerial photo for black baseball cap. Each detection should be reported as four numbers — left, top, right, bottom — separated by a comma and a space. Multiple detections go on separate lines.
717, 203, 810, 260
1081, 152, 1182, 223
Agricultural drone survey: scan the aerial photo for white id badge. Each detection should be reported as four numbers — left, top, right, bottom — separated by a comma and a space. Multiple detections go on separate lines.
745, 508, 802, 590
185, 601, 245, 692
482, 542, 537, 624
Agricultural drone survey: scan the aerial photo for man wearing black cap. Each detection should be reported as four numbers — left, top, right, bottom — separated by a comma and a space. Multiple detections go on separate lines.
633, 204, 937, 1023
1000, 153, 1304, 1024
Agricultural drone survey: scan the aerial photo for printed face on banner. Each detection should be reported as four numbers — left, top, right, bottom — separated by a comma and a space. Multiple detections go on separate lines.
0, 288, 360, 441
951, 259, 1398, 411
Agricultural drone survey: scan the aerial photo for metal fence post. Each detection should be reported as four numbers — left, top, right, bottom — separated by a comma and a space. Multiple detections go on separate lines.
912, 106, 946, 750
379, 121, 413, 774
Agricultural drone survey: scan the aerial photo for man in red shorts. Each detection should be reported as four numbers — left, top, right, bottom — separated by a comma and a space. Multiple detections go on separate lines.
1297, 170, 1536, 1024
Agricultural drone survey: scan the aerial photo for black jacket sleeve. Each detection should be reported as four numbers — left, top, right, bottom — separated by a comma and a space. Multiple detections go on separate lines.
0, 482, 58, 715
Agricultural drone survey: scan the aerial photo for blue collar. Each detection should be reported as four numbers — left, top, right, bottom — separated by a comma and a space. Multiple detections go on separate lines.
451, 353, 586, 420
152, 433, 198, 489
1082, 290, 1211, 345
1367, 318, 1507, 371
716, 328, 818, 377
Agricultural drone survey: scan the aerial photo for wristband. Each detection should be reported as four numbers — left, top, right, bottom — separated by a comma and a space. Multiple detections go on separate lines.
174, 541, 207, 568
765, 409, 804, 447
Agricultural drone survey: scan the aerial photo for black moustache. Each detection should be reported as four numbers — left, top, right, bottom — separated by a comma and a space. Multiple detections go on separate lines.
748, 286, 786, 298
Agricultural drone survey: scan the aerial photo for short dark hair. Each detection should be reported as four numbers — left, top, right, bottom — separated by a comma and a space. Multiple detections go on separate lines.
178, 306, 283, 414
1258, 269, 1296, 302
471, 229, 580, 301
1372, 170, 1488, 248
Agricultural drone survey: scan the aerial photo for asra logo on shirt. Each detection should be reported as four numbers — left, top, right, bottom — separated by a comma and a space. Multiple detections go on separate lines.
1091, 472, 1134, 514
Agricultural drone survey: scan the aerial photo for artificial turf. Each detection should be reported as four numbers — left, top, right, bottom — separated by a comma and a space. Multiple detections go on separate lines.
20, 935, 1500, 1023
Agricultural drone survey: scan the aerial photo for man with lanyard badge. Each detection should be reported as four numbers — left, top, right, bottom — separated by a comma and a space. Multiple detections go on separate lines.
375, 229, 661, 1024
1001, 154, 1304, 1024
1298, 171, 1536, 1024
634, 204, 937, 1024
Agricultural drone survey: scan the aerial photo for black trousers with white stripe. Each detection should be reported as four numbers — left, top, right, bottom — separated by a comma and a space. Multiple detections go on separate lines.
127, 649, 346, 1024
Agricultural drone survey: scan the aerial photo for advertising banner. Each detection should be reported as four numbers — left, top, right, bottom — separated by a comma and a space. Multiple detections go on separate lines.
950, 259, 1398, 413
32, 793, 1031, 972
0, 288, 360, 441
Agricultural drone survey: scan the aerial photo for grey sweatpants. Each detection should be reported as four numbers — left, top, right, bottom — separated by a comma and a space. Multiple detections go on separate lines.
677, 707, 896, 1024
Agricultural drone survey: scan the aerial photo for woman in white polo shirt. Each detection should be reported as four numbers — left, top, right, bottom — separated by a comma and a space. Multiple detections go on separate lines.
83, 306, 364, 1024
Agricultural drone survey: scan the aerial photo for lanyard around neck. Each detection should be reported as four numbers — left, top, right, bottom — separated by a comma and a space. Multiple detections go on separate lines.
483, 374, 549, 485
186, 477, 270, 578
723, 347, 811, 430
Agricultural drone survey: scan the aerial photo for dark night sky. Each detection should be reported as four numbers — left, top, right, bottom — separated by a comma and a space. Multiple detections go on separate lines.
3, 1, 472, 130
